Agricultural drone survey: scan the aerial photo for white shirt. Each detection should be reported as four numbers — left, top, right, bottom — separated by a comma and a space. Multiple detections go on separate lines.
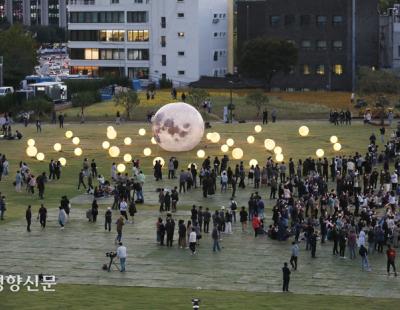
117, 245, 127, 258
119, 201, 128, 212
391, 173, 398, 184
189, 231, 197, 243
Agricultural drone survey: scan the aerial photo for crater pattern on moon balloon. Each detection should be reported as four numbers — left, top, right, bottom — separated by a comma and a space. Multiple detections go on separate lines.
152, 102, 204, 152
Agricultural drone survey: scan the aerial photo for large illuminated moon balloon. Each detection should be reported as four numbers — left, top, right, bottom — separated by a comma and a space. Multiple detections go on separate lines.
152, 102, 204, 152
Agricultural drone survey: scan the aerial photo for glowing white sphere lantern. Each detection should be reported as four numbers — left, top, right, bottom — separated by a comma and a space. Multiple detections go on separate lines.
102, 141, 110, 149
226, 138, 235, 147
108, 146, 120, 158
206, 132, 213, 140
65, 131, 73, 139
264, 139, 276, 151
53, 143, 62, 152
330, 136, 338, 144
153, 157, 165, 166
247, 136, 255, 144
333, 143, 342, 151
124, 137, 132, 145
249, 159, 258, 167
210, 132, 221, 143
117, 163, 126, 173
232, 148, 244, 160
143, 147, 152, 156
221, 144, 229, 153
107, 130, 117, 140
26, 146, 38, 157
254, 125, 262, 133
276, 153, 284, 162
299, 126, 309, 137
27, 139, 35, 146
74, 147, 83, 156
316, 149, 325, 158
152, 102, 204, 152
274, 146, 282, 155
138, 128, 146, 136
123, 153, 132, 162
197, 149, 205, 158
36, 152, 45, 161
72, 137, 80, 145
58, 157, 67, 166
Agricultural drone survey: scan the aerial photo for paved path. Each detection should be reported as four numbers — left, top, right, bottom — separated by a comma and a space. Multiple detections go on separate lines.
0, 208, 398, 298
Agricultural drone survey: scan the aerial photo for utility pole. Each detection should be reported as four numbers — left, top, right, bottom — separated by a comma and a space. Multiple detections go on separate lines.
352, 0, 356, 92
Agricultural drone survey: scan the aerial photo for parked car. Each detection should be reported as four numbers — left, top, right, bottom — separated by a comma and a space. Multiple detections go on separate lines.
0, 86, 14, 96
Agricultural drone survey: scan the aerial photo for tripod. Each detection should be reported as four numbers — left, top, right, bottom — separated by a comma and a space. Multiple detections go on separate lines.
108, 256, 120, 272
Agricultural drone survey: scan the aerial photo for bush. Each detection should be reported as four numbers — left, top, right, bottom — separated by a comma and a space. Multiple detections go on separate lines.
159, 78, 173, 89
71, 91, 101, 108
64, 76, 130, 96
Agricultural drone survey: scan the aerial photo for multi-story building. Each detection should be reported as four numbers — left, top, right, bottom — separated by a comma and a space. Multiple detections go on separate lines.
380, 4, 400, 69
67, 0, 233, 85
237, 0, 379, 91
1, 0, 67, 27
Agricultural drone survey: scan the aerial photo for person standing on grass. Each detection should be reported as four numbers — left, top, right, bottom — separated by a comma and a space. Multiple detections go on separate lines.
359, 244, 371, 272
26, 205, 32, 232
387, 245, 398, 276
77, 169, 86, 190
282, 262, 291, 292
119, 199, 128, 220
189, 228, 197, 255
105, 207, 112, 232
15, 170, 22, 192
203, 207, 211, 233
117, 242, 127, 272
0, 195, 5, 220
240, 206, 248, 232
178, 220, 186, 249
290, 242, 299, 270
37, 204, 47, 229
212, 225, 221, 252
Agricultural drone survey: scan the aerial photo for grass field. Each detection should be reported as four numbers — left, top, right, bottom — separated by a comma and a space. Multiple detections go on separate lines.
0, 120, 384, 223
2, 284, 399, 310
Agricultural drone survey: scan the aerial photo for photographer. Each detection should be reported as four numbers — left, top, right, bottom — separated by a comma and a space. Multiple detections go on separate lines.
117, 242, 127, 272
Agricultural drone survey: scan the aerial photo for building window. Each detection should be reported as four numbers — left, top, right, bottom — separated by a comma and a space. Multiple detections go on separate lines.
300, 15, 311, 26
269, 15, 280, 27
316, 65, 325, 75
127, 49, 149, 61
333, 40, 343, 51
161, 36, 166, 47
99, 49, 125, 60
100, 30, 125, 42
161, 55, 166, 66
398, 45, 400, 57
284, 15, 295, 26
111, 0, 119, 3
178, 70, 185, 75
316, 40, 327, 50
177, 13, 184, 18
128, 67, 149, 79
301, 40, 312, 50
213, 51, 218, 61
178, 51, 185, 56
127, 30, 149, 42
127, 11, 148, 23
161, 16, 166, 28
333, 15, 343, 26
302, 65, 311, 75
84, 48, 99, 60
177, 32, 185, 37
316, 15, 327, 26
333, 64, 343, 75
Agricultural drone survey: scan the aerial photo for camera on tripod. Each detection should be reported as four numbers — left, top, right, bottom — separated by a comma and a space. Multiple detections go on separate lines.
106, 251, 117, 258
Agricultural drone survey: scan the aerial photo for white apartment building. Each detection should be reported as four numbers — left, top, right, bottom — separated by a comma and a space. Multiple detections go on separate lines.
67, 0, 232, 85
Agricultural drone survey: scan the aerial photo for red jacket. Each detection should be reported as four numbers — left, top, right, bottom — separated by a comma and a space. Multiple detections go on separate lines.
252, 216, 261, 229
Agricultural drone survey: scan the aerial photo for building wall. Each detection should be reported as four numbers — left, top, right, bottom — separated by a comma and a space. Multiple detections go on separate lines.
68, 0, 228, 85
237, 0, 379, 91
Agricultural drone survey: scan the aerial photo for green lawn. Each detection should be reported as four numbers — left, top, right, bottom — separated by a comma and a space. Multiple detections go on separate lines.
63, 89, 332, 121
0, 121, 383, 223
1, 284, 398, 310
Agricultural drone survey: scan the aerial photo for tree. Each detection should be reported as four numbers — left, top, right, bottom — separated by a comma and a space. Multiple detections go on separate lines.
379, 0, 397, 12
71, 91, 101, 123
358, 67, 398, 125
239, 38, 298, 89
0, 25, 37, 86
26, 98, 53, 119
187, 88, 209, 110
114, 89, 140, 120
246, 90, 269, 117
